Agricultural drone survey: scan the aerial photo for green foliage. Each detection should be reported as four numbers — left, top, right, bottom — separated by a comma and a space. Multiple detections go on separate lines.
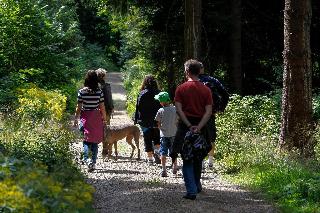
313, 94, 320, 122
0, 0, 83, 81
216, 93, 320, 212
227, 160, 320, 212
98, 4, 158, 116
123, 57, 155, 115
16, 86, 67, 121
0, 0, 86, 111
0, 118, 73, 171
78, 43, 120, 72
216, 94, 281, 167
0, 156, 94, 212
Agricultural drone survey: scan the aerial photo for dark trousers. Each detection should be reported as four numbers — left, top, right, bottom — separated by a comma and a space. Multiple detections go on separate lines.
182, 159, 202, 196
141, 126, 160, 152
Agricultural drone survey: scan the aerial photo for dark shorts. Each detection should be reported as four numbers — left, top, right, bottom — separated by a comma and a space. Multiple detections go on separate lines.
206, 116, 217, 144
160, 137, 175, 156
140, 126, 160, 152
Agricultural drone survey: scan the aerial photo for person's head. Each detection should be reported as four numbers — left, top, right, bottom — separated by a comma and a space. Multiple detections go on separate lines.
154, 91, 171, 106
84, 70, 99, 91
199, 62, 205, 74
140, 75, 159, 91
96, 68, 107, 83
184, 59, 201, 77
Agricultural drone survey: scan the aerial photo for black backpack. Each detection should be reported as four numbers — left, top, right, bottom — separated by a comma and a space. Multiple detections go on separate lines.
181, 131, 212, 161
199, 74, 230, 113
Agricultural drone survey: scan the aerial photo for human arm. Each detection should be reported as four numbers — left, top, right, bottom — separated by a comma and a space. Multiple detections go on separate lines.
133, 95, 140, 124
99, 103, 107, 123
73, 102, 82, 126
175, 101, 192, 129
190, 105, 212, 133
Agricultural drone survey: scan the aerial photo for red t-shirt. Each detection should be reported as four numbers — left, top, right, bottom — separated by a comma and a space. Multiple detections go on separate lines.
174, 80, 213, 118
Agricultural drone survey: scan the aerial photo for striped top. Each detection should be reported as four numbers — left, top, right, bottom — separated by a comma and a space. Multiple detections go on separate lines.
77, 87, 104, 110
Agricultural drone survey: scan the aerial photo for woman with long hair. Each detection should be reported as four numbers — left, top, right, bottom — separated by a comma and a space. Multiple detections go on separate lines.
74, 70, 107, 172
134, 75, 162, 165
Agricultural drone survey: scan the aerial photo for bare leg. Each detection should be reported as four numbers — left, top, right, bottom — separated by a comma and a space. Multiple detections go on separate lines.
161, 155, 167, 171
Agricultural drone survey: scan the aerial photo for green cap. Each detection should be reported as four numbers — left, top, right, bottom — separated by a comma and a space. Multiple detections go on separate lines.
154, 92, 171, 103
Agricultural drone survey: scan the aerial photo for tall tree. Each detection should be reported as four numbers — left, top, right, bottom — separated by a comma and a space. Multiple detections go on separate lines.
230, 0, 242, 94
184, 0, 202, 59
279, 0, 313, 156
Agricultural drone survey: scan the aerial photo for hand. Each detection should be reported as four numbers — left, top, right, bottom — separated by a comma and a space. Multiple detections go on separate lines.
73, 119, 78, 127
190, 126, 200, 133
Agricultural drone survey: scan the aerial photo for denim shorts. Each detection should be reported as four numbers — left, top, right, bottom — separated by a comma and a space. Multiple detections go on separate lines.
160, 137, 175, 156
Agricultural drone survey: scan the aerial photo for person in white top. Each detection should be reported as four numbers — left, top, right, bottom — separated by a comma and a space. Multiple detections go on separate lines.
154, 92, 178, 177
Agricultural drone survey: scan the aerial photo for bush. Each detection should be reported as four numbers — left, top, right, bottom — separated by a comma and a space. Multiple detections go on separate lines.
16, 86, 67, 121
0, 118, 74, 172
0, 156, 94, 212
216, 94, 281, 166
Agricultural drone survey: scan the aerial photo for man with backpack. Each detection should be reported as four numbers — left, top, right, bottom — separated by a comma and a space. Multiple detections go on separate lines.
199, 62, 229, 168
172, 59, 213, 200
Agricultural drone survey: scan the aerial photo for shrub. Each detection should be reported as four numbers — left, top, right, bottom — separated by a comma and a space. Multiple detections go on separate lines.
0, 156, 94, 212
0, 118, 74, 171
16, 86, 67, 121
216, 94, 281, 167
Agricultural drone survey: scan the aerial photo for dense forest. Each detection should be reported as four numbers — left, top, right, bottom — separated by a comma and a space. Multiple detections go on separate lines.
1, 0, 320, 212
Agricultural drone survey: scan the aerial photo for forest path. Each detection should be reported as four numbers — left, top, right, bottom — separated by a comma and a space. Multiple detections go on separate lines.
74, 72, 277, 213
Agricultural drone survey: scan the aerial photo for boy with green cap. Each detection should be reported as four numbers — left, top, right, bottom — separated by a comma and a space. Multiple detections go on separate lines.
154, 92, 178, 177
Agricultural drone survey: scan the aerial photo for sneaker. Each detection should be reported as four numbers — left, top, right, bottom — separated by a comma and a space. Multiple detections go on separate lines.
182, 194, 196, 200
148, 159, 154, 166
81, 158, 91, 165
201, 161, 206, 173
161, 171, 168, 177
153, 153, 161, 164
88, 163, 95, 172
172, 166, 178, 175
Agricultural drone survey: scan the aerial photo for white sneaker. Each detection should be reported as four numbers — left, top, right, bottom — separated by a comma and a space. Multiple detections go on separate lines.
208, 160, 214, 168
202, 161, 206, 172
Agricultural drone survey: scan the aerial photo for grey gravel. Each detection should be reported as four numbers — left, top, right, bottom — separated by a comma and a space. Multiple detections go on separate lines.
73, 73, 278, 213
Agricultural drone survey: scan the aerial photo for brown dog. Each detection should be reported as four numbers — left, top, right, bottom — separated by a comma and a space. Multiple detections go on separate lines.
102, 124, 141, 160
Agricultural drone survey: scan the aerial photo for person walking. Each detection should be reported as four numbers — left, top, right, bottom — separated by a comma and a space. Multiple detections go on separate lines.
74, 70, 107, 172
96, 68, 114, 125
134, 75, 162, 165
199, 62, 229, 168
154, 91, 178, 177
172, 59, 213, 200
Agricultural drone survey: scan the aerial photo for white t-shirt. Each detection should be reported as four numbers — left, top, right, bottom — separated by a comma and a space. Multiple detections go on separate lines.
155, 105, 178, 137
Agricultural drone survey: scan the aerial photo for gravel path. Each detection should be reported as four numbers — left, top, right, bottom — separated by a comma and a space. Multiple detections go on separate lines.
73, 72, 278, 213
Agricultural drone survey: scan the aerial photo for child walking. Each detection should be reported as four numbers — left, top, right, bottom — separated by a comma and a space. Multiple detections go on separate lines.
74, 70, 107, 172
154, 92, 178, 177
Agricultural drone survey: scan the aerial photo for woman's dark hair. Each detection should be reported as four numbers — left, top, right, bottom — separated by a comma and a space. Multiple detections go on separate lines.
84, 70, 99, 91
140, 75, 159, 91
184, 59, 201, 76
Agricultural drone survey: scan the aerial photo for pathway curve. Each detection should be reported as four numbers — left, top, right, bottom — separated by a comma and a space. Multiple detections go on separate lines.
74, 72, 277, 213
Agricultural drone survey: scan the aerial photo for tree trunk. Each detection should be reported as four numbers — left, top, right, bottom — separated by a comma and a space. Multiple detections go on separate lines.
230, 0, 242, 94
184, 0, 202, 59
279, 0, 313, 156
